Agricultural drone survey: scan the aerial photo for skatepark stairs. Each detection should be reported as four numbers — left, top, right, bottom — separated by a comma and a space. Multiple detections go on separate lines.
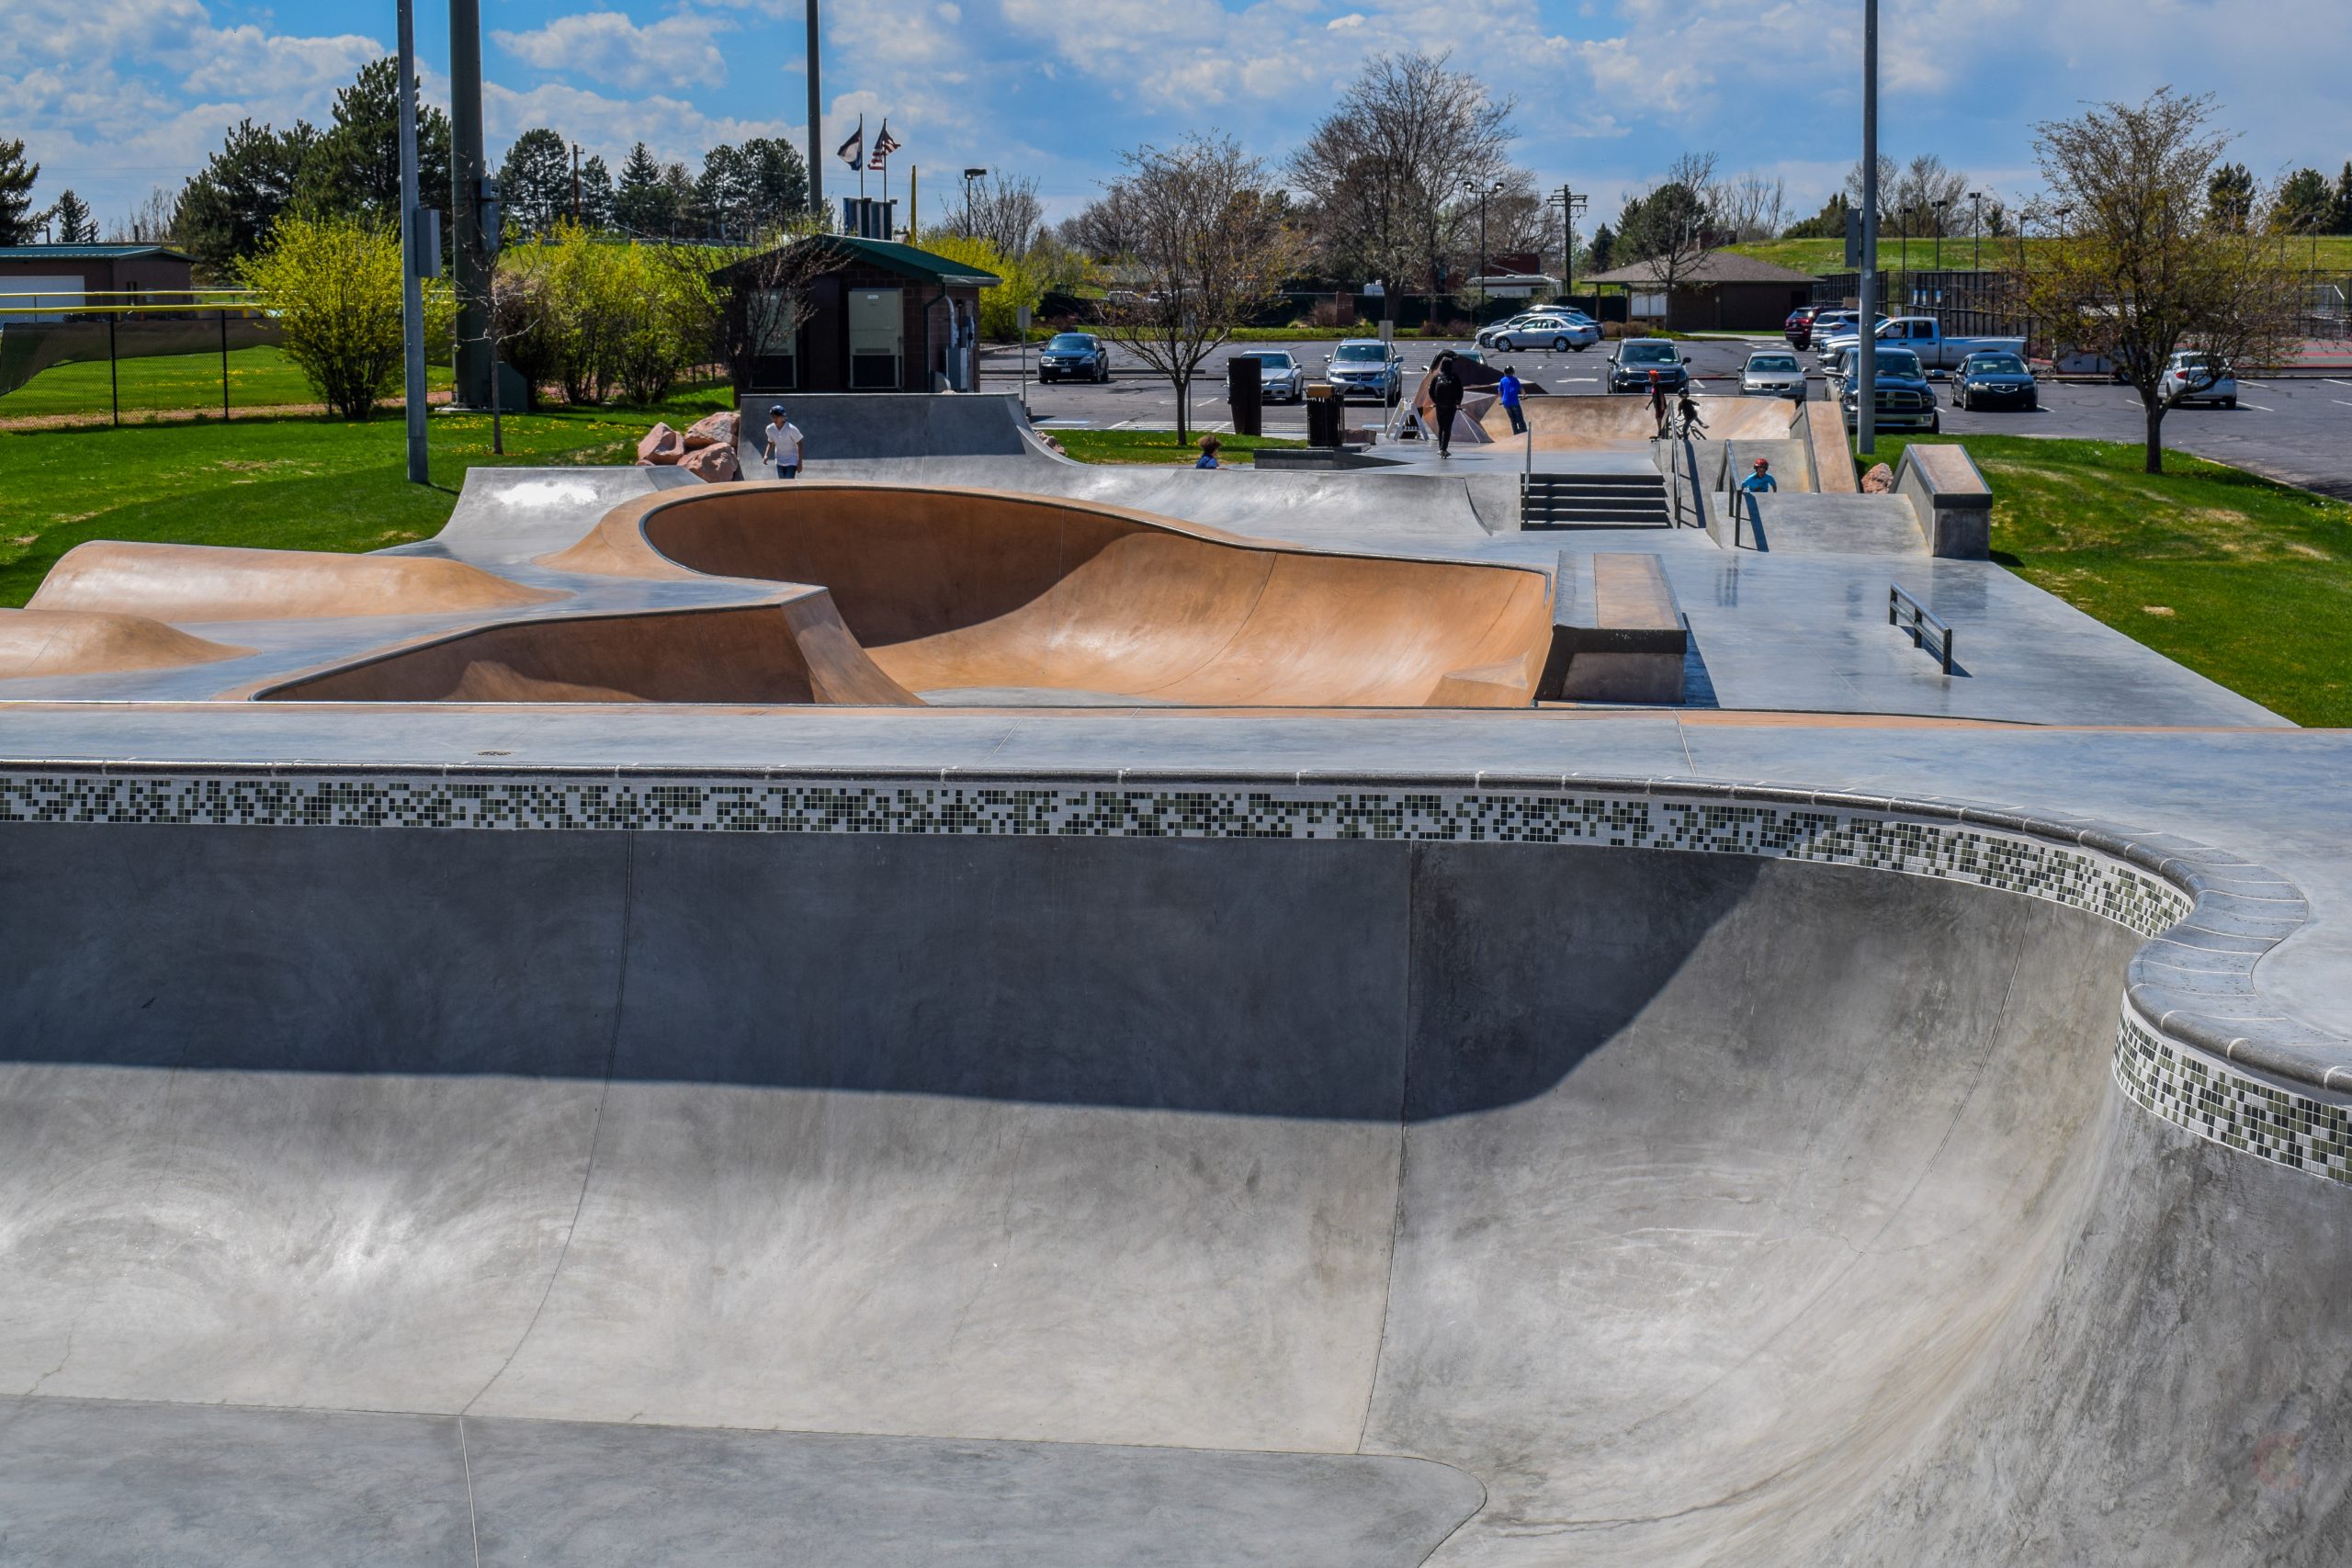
1521, 472, 1672, 529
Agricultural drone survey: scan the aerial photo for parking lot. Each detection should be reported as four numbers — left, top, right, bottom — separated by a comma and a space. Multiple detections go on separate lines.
982, 333, 2352, 495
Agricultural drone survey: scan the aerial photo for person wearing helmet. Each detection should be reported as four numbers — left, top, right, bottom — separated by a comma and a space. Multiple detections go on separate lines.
1740, 457, 1778, 495
1646, 370, 1669, 439
763, 405, 804, 479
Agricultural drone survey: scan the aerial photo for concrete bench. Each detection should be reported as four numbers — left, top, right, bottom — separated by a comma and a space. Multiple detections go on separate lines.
1894, 443, 1993, 558
1540, 552, 1688, 704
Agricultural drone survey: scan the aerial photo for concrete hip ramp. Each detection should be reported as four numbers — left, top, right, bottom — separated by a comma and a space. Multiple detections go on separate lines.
1, 804, 2345, 1564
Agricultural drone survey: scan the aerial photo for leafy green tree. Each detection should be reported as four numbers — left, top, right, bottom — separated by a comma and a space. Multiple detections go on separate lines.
498, 128, 573, 237
241, 213, 452, 419
295, 57, 451, 223
2275, 167, 2333, 235
2207, 161, 2256, 231
0, 138, 44, 244
178, 119, 318, 272
1781, 191, 1849, 241
612, 142, 673, 234
49, 189, 96, 243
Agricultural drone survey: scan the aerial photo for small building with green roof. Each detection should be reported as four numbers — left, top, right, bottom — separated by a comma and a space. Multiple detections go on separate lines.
711, 234, 1000, 396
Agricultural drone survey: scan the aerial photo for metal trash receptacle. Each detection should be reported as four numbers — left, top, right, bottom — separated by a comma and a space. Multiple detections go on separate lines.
1227, 354, 1263, 436
1305, 383, 1342, 447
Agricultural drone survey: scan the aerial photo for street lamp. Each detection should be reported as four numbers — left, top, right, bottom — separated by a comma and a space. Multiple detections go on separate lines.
962, 167, 987, 236
1967, 189, 1983, 271
1464, 178, 1504, 311
1932, 197, 1951, 272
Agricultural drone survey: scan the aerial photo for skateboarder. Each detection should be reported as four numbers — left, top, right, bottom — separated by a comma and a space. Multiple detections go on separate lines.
763, 405, 804, 478
1430, 353, 1464, 458
1498, 365, 1526, 435
1646, 371, 1669, 439
1740, 457, 1778, 494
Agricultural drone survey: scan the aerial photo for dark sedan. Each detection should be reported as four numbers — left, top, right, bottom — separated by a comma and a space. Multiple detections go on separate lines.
1607, 339, 1690, 393
1038, 333, 1111, 383
1951, 351, 2040, 412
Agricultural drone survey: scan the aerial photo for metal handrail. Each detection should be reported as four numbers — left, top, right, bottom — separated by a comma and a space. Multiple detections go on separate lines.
1889, 583, 1955, 672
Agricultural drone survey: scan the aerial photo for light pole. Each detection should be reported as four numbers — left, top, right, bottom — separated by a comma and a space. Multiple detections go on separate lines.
1464, 179, 1502, 313
1968, 189, 1983, 271
962, 167, 987, 236
1932, 197, 1950, 273
1858, 0, 1880, 457
806, 0, 823, 220
396, 0, 427, 483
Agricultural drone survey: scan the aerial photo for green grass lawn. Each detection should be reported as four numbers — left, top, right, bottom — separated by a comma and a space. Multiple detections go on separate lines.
0, 388, 731, 606
1727, 234, 2352, 277
0, 345, 456, 421
1872, 434, 2352, 726
1051, 428, 1306, 466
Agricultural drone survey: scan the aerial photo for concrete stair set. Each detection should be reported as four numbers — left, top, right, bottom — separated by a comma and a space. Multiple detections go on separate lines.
1519, 472, 1672, 529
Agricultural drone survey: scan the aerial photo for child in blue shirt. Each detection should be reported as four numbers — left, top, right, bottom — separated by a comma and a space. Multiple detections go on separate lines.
1195, 434, 1222, 468
1498, 367, 1525, 434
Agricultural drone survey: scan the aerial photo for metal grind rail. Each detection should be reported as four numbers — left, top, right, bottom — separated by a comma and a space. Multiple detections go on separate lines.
1889, 583, 1956, 673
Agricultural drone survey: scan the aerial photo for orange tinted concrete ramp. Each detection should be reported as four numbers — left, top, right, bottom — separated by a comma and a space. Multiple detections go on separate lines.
0, 607, 251, 678
548, 483, 1555, 708
1484, 395, 1800, 449
31, 541, 561, 621
259, 595, 921, 705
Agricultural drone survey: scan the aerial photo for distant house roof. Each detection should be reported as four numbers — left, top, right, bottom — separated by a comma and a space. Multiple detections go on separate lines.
710, 234, 1000, 289
1582, 250, 1818, 287
0, 244, 198, 264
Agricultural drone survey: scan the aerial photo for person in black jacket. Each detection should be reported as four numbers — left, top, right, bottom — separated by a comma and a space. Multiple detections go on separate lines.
1429, 353, 1464, 457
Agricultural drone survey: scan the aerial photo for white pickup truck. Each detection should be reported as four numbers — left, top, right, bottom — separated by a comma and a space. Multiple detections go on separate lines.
1815, 315, 2026, 375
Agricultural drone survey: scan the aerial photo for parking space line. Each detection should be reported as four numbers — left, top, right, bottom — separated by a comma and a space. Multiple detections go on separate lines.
2333, 400, 2352, 409
2244, 403, 2275, 412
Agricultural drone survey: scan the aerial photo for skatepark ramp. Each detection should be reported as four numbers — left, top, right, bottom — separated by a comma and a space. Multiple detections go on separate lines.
546, 482, 1555, 706
1, 781, 2344, 1563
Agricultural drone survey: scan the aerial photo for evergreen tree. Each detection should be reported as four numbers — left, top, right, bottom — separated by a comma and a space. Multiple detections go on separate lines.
661, 162, 697, 234
50, 189, 96, 243
1586, 222, 1615, 274
0, 138, 42, 245
178, 119, 318, 270
498, 128, 574, 236
612, 142, 672, 233
578, 154, 615, 230
2275, 167, 2333, 235
737, 137, 808, 224
2332, 161, 2352, 236
1780, 191, 1849, 240
695, 145, 747, 238
294, 57, 452, 223
2207, 161, 2255, 231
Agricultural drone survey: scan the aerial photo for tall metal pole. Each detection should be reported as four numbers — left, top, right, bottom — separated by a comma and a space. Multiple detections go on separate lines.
1858, 0, 1880, 457
450, 0, 489, 409
398, 0, 428, 481
806, 0, 824, 220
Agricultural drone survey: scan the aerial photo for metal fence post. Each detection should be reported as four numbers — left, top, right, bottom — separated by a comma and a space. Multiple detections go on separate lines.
107, 313, 119, 428
220, 308, 231, 421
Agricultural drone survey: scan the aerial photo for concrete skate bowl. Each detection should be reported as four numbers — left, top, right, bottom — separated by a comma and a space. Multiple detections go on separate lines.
544, 482, 1554, 706
1484, 393, 1801, 448
2, 788, 2346, 1565
29, 540, 560, 620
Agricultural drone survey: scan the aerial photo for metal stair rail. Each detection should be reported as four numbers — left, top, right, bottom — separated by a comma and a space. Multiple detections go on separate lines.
1520, 472, 1672, 529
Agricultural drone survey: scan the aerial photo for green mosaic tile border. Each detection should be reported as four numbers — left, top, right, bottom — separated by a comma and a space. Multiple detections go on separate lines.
3, 765, 2344, 1184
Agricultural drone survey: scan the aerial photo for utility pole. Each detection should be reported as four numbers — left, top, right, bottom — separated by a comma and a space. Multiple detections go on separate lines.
450, 0, 490, 408
1933, 197, 1950, 273
1858, 0, 1880, 457
396, 0, 428, 483
572, 142, 582, 225
1464, 179, 1501, 311
806, 0, 824, 220
1968, 189, 1982, 271
1553, 186, 1588, 304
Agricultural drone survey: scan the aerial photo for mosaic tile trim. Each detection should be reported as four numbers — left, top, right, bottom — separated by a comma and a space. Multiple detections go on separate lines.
3, 765, 2345, 1184
2116, 1007, 2352, 1184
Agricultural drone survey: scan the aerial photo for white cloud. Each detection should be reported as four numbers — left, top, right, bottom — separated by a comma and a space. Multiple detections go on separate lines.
492, 12, 725, 93
484, 81, 789, 168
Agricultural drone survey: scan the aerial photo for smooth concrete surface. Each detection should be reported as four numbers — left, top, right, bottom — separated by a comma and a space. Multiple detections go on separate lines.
1477, 390, 1800, 447
0, 607, 251, 677
0, 824, 2345, 1563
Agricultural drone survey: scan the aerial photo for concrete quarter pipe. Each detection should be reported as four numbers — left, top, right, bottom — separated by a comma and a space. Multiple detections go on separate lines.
0, 781, 2345, 1565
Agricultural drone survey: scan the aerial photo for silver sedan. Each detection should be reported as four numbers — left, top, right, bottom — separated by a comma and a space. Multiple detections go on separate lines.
1487, 314, 1601, 353
1740, 349, 1807, 399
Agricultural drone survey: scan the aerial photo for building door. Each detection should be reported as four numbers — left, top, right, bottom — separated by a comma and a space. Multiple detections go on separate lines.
847, 288, 903, 389
748, 289, 798, 391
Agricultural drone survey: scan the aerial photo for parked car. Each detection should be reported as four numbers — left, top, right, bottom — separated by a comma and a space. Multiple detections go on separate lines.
1038, 332, 1110, 383
1226, 349, 1307, 402
1866, 317, 2029, 374
1740, 349, 1806, 399
2159, 350, 2238, 408
1323, 338, 1405, 402
1487, 313, 1600, 353
1809, 310, 1889, 363
1784, 305, 1827, 348
1951, 351, 2040, 411
1606, 338, 1690, 393
1476, 309, 1595, 349
1838, 346, 1939, 433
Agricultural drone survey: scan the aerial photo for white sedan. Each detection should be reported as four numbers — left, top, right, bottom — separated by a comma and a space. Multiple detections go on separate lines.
2159, 351, 2237, 408
1487, 314, 1601, 353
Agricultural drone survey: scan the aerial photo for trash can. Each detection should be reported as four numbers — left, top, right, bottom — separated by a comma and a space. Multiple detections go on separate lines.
1227, 354, 1263, 437
1305, 382, 1343, 448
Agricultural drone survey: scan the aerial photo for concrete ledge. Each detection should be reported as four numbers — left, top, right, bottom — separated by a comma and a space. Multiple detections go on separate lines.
1792, 400, 1859, 494
1542, 553, 1687, 704
1895, 442, 1994, 558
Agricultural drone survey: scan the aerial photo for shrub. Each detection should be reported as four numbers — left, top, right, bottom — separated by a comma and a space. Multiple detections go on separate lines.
916, 231, 1042, 341
241, 213, 451, 420
1306, 298, 1356, 329
497, 225, 724, 405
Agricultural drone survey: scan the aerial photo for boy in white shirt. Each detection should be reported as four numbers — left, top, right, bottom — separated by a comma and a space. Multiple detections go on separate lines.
763, 405, 804, 478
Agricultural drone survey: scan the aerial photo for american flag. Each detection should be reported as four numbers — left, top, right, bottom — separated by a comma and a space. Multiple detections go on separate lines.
869, 120, 901, 171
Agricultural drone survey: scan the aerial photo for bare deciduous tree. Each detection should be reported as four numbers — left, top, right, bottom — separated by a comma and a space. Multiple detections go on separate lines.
1094, 133, 1299, 442
1720, 173, 1786, 243
2023, 88, 2298, 474
946, 172, 1045, 259
1288, 51, 1517, 317
1617, 152, 1721, 305
1847, 152, 1972, 236
1057, 185, 1145, 262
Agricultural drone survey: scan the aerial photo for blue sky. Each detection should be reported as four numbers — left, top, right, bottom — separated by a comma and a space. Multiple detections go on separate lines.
8, 0, 2349, 233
